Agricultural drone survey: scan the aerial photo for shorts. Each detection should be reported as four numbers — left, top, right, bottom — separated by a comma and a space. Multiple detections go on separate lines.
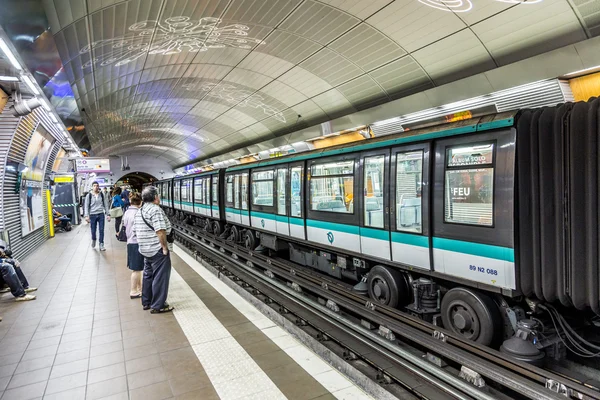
127, 243, 144, 271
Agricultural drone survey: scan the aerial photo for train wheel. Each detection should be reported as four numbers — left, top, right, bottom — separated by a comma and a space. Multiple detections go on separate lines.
367, 265, 409, 308
204, 219, 212, 233
227, 226, 239, 243
244, 230, 256, 250
441, 288, 501, 346
213, 221, 223, 235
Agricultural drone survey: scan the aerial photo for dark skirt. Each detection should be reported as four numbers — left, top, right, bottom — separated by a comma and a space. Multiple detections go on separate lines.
127, 243, 144, 271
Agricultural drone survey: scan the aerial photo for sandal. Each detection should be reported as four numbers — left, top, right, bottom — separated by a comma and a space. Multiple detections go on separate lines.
150, 306, 174, 314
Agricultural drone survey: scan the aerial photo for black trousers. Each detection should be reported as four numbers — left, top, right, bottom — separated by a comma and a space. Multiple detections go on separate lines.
142, 250, 171, 310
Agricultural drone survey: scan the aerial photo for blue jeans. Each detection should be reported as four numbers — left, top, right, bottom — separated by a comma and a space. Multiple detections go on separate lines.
142, 250, 171, 310
0, 261, 25, 297
90, 213, 105, 244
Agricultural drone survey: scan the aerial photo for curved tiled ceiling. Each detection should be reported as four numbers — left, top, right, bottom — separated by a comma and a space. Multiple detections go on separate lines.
42, 0, 598, 166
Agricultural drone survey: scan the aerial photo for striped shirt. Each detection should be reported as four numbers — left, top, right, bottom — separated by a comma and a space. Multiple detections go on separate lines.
132, 203, 172, 257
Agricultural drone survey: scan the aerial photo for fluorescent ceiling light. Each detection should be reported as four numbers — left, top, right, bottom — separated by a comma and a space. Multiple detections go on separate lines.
0, 38, 22, 70
49, 114, 58, 123
20, 75, 39, 95
564, 65, 600, 77
0, 75, 19, 82
42, 101, 51, 112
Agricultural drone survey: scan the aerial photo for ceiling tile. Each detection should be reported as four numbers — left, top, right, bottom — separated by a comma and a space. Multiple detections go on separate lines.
337, 75, 388, 109
317, 0, 394, 20
280, 0, 359, 45
367, 0, 467, 52
300, 47, 363, 86
369, 56, 433, 98
329, 23, 407, 71
311, 89, 355, 118
472, 0, 587, 65
411, 29, 496, 85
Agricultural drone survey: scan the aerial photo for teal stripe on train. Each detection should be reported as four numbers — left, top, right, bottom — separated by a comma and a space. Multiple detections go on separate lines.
181, 201, 193, 206
433, 237, 514, 262
392, 232, 429, 248
359, 227, 389, 241
289, 217, 303, 226
306, 219, 360, 235
195, 204, 211, 209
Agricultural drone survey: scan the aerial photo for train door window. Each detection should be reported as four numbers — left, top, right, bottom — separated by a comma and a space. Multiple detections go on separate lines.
226, 175, 234, 204
182, 179, 191, 203
290, 166, 302, 218
363, 156, 385, 228
277, 169, 287, 215
396, 151, 424, 233
310, 160, 354, 214
234, 175, 240, 209
241, 173, 249, 210
174, 181, 181, 203
252, 170, 274, 206
444, 143, 494, 226
194, 179, 203, 204
212, 176, 219, 205
203, 178, 209, 204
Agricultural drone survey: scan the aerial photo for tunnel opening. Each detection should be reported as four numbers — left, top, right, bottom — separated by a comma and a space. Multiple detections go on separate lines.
116, 171, 157, 191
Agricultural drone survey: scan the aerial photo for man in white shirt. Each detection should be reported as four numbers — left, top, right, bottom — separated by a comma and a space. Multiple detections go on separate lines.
84, 181, 110, 251
133, 186, 174, 313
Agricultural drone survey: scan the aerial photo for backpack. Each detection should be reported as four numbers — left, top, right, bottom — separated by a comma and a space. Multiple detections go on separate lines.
87, 192, 105, 213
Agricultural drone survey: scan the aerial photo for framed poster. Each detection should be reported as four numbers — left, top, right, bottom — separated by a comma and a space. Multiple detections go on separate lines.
52, 148, 67, 172
20, 180, 45, 236
22, 124, 55, 182
76, 158, 110, 173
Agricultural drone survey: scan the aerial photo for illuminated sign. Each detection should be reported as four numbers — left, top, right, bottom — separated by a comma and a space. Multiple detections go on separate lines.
76, 158, 110, 173
54, 175, 74, 183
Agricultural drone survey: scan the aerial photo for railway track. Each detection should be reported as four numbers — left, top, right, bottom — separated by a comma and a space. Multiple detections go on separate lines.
173, 221, 600, 400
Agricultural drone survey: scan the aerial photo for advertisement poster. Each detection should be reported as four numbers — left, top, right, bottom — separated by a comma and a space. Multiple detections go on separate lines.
22, 125, 55, 181
20, 180, 45, 236
76, 158, 110, 173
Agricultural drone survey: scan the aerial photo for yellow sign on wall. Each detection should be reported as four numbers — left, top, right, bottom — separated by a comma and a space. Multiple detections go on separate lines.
569, 72, 600, 102
54, 175, 74, 183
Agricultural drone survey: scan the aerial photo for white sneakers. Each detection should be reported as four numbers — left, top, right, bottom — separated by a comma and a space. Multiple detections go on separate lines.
15, 294, 36, 302
99, 243, 106, 251
25, 287, 37, 293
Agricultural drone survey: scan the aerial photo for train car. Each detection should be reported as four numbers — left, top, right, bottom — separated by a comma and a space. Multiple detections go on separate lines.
169, 100, 600, 355
169, 169, 227, 234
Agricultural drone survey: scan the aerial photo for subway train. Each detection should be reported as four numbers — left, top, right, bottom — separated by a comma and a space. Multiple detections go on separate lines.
155, 99, 600, 356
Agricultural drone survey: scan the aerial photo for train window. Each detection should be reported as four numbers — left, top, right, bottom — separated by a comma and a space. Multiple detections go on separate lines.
234, 175, 240, 209
310, 160, 354, 214
226, 175, 234, 204
252, 170, 274, 206
290, 166, 302, 218
241, 173, 249, 210
444, 143, 494, 226
194, 179, 203, 204
212, 176, 219, 205
396, 151, 423, 233
364, 156, 385, 228
277, 169, 287, 215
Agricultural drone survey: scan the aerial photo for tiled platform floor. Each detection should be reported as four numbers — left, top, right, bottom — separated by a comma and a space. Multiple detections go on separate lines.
0, 223, 374, 400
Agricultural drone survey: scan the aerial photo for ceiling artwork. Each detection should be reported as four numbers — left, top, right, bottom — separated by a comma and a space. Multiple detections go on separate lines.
41, 0, 598, 166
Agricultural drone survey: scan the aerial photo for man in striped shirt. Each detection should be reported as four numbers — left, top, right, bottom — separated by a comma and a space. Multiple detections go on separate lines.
133, 186, 174, 313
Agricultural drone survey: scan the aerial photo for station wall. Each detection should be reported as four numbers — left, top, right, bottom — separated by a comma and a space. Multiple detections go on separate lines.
0, 97, 67, 260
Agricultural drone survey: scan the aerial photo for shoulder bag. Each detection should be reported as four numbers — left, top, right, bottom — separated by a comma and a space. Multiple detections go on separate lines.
140, 208, 175, 243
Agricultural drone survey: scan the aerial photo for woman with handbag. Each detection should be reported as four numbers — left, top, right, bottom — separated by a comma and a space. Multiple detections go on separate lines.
122, 193, 143, 298
110, 187, 125, 236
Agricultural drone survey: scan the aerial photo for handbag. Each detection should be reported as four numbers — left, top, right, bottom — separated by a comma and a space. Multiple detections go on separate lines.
117, 225, 127, 242
109, 206, 124, 218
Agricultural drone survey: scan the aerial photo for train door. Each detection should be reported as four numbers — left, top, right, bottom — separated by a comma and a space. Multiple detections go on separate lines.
359, 150, 391, 260
289, 163, 305, 240
432, 132, 515, 289
390, 143, 431, 270
211, 174, 220, 219
275, 167, 289, 236
181, 179, 193, 212
250, 168, 277, 233
225, 173, 239, 224
193, 177, 202, 215
174, 180, 181, 210
202, 177, 209, 216
240, 172, 250, 226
